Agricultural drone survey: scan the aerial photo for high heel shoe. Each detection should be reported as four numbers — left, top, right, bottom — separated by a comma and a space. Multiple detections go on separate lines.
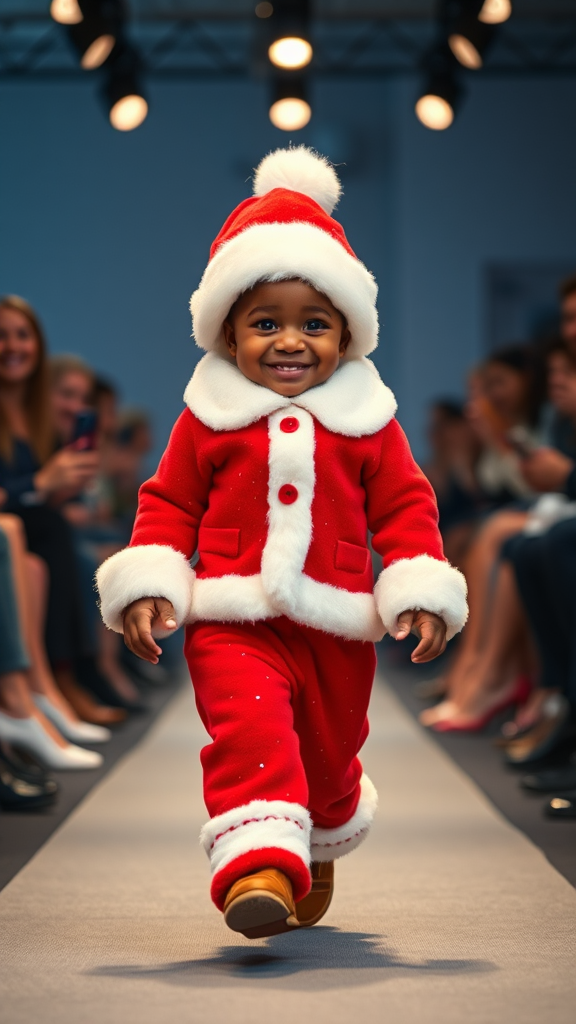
0, 712, 103, 770
33, 695, 111, 744
431, 676, 532, 734
55, 670, 127, 726
504, 694, 572, 765
0, 753, 59, 810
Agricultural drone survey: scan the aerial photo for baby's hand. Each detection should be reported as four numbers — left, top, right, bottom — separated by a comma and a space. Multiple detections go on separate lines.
123, 597, 177, 664
395, 609, 447, 663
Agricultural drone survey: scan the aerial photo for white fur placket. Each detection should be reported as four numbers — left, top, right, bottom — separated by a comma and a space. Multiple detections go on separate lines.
190, 398, 385, 639
261, 407, 316, 615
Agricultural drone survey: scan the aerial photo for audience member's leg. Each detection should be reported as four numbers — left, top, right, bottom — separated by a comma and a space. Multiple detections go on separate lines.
507, 531, 567, 690
2, 511, 124, 728
438, 510, 528, 695
0, 513, 108, 734
76, 538, 140, 703
538, 520, 576, 718
421, 558, 531, 728
502, 522, 576, 763
14, 505, 90, 665
0, 526, 69, 748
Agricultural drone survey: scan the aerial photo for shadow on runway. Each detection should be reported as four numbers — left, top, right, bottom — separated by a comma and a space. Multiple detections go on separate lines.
91, 927, 496, 991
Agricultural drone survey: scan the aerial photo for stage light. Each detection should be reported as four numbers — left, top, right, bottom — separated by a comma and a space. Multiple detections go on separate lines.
415, 56, 461, 131
255, 2, 274, 17
67, 0, 121, 70
50, 0, 83, 25
109, 94, 148, 131
102, 46, 148, 131
478, 0, 512, 24
415, 93, 454, 130
269, 77, 311, 131
448, 5, 495, 70
269, 36, 312, 70
267, 1, 312, 71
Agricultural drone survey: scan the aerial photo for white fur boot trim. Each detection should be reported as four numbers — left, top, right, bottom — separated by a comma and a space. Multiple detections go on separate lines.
310, 774, 378, 862
200, 799, 312, 878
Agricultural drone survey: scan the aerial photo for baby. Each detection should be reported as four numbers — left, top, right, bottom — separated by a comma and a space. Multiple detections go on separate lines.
97, 147, 467, 940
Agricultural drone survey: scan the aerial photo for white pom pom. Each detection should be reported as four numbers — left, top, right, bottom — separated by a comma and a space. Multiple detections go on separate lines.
253, 146, 342, 215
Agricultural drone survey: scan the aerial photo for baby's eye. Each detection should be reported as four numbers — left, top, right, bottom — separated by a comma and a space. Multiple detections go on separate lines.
254, 318, 277, 331
304, 319, 328, 332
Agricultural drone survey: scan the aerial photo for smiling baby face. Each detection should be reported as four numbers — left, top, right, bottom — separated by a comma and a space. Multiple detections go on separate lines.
223, 279, 350, 397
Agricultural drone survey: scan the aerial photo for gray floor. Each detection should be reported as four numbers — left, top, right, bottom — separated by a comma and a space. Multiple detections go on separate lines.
1, 676, 575, 1024
0, 671, 184, 891
379, 637, 576, 887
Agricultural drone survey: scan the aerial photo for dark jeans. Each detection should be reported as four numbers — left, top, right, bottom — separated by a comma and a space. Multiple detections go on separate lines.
0, 527, 30, 674
503, 519, 576, 711
15, 505, 91, 665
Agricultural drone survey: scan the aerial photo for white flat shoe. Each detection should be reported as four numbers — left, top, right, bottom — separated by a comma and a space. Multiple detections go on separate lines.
0, 712, 103, 770
33, 695, 111, 744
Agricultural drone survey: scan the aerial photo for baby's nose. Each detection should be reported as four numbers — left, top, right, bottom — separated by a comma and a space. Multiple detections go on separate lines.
276, 332, 306, 349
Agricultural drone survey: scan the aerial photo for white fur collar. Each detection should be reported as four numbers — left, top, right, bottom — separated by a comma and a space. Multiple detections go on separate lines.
183, 353, 397, 437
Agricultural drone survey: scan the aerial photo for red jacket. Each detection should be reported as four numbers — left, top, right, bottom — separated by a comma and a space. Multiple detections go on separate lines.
97, 355, 467, 642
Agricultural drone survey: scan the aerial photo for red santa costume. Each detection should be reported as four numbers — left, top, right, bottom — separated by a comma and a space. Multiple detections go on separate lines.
97, 147, 468, 911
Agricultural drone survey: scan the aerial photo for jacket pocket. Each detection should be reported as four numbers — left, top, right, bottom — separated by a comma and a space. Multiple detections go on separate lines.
334, 540, 369, 574
198, 527, 240, 558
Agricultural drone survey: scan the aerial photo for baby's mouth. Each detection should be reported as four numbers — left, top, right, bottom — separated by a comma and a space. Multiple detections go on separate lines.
267, 363, 310, 372
263, 362, 315, 382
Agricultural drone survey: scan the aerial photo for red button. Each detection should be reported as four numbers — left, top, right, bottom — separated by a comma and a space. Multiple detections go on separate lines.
280, 417, 299, 433
278, 484, 298, 504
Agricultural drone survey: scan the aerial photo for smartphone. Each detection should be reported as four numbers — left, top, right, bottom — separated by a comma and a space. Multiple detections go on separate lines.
71, 410, 98, 451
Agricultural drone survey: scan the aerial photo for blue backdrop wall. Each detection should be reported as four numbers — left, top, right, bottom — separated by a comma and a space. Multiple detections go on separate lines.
1, 73, 575, 463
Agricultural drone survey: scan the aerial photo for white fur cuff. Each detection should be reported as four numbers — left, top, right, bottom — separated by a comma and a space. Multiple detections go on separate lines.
200, 799, 312, 878
96, 544, 195, 633
311, 774, 378, 862
375, 555, 468, 641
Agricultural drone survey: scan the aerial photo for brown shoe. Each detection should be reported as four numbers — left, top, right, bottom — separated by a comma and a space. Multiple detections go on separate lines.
295, 861, 334, 927
55, 669, 127, 727
223, 868, 300, 939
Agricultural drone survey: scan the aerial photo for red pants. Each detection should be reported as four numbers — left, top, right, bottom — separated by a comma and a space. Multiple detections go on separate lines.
185, 617, 377, 909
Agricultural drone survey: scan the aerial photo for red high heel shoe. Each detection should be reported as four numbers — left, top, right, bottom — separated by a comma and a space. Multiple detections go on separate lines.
431, 675, 532, 734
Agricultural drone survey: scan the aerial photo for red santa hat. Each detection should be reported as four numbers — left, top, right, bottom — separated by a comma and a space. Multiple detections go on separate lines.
190, 146, 378, 360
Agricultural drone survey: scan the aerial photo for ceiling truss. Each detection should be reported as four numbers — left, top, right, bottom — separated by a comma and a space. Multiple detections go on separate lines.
1, 15, 575, 78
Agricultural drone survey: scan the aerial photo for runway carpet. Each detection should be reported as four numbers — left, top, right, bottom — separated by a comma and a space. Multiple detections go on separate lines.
1, 676, 575, 1024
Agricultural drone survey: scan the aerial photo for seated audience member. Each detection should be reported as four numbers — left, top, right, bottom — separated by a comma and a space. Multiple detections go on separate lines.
420, 344, 546, 724
0, 516, 59, 808
423, 399, 484, 565
111, 407, 153, 529
559, 272, 576, 358
0, 295, 124, 727
518, 341, 576, 497
468, 344, 545, 503
49, 359, 144, 710
0, 508, 110, 742
421, 340, 576, 736
0, 517, 103, 777
495, 340, 576, 773
503, 520, 575, 774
